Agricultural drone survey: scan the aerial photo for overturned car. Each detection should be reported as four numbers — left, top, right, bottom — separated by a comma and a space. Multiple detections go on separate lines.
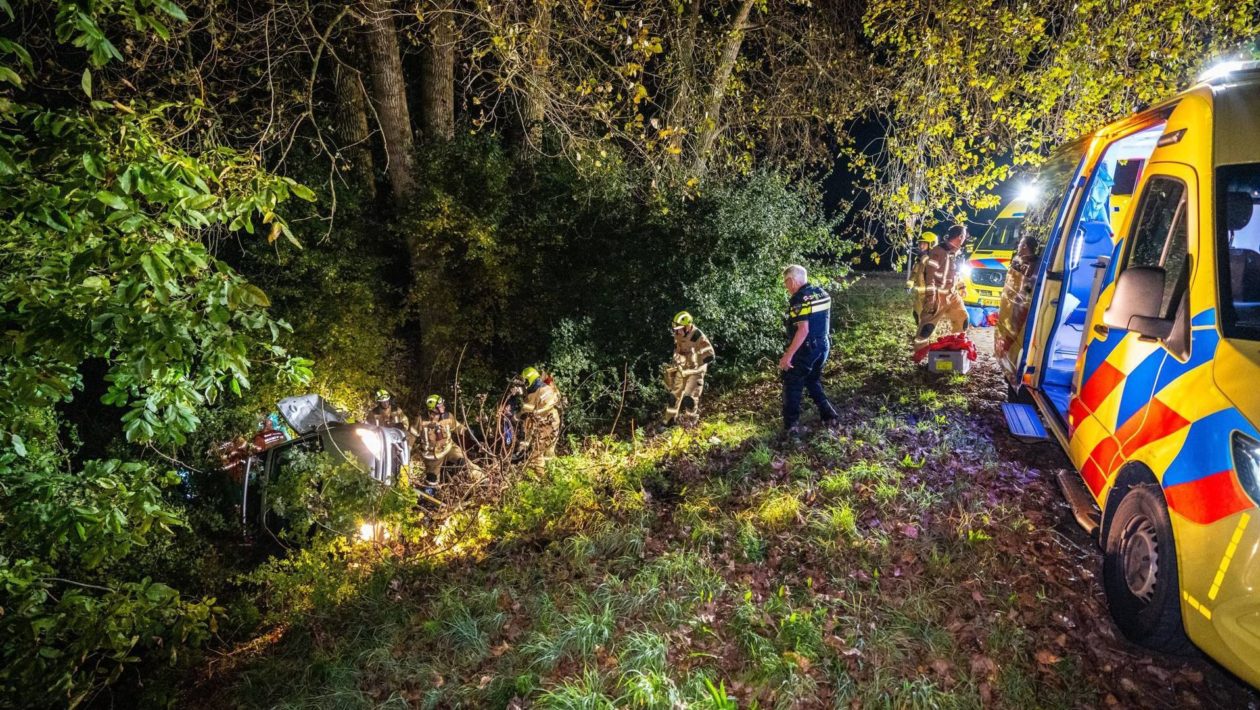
223, 395, 409, 532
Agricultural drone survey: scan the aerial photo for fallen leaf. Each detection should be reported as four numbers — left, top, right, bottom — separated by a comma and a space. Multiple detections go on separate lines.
1034, 649, 1060, 665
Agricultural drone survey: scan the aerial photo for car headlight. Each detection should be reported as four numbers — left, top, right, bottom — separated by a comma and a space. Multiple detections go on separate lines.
959, 264, 974, 281
1233, 431, 1260, 507
355, 426, 384, 461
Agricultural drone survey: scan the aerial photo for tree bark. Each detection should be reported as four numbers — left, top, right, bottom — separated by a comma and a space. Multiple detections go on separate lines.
664, 0, 702, 162
361, 0, 415, 201
332, 51, 376, 197
523, 0, 551, 148
690, 0, 755, 179
419, 0, 456, 142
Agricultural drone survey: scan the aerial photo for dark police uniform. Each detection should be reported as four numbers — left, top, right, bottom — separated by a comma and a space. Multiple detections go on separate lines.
783, 283, 839, 429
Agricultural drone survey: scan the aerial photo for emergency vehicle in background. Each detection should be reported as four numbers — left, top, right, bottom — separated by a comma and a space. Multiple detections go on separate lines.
960, 199, 1025, 307
996, 61, 1260, 689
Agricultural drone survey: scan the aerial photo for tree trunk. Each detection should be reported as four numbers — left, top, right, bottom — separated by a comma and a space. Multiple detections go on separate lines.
332, 53, 376, 198
690, 0, 755, 179
419, 0, 456, 142
361, 0, 415, 201
664, 0, 702, 162
523, 0, 551, 148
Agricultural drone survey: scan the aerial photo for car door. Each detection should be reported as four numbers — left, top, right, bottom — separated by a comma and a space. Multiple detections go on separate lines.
1069, 165, 1198, 497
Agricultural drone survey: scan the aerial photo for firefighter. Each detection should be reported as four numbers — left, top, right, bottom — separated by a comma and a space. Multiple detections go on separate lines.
908, 232, 935, 325
663, 311, 716, 427
367, 388, 409, 431
413, 394, 481, 487
915, 225, 970, 349
779, 264, 839, 433
511, 366, 561, 470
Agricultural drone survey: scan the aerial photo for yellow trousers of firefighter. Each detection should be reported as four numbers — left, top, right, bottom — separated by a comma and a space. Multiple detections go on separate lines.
914, 292, 968, 349
663, 366, 705, 425
421, 444, 481, 485
521, 410, 560, 471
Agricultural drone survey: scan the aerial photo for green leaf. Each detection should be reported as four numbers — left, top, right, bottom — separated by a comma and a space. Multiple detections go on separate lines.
81, 68, 92, 98
10, 433, 26, 457
95, 191, 127, 210
82, 153, 105, 180
0, 65, 22, 88
155, 0, 189, 22
288, 182, 316, 202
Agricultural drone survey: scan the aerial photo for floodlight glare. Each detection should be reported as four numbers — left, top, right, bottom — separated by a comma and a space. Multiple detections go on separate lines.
1198, 60, 1248, 84
1016, 184, 1039, 204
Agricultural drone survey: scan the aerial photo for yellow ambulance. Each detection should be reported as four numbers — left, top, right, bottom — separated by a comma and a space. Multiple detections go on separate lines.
960, 199, 1025, 307
996, 61, 1260, 688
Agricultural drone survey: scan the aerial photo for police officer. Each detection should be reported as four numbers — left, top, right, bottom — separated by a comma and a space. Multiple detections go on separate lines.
413, 394, 481, 487
512, 367, 561, 470
915, 225, 970, 349
366, 388, 409, 431
663, 311, 716, 427
779, 265, 839, 433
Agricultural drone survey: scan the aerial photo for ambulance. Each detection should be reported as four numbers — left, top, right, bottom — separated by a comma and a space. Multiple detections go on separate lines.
960, 199, 1025, 307
995, 61, 1260, 688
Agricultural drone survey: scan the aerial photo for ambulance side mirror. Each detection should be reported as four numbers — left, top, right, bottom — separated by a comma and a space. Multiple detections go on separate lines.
1103, 266, 1173, 339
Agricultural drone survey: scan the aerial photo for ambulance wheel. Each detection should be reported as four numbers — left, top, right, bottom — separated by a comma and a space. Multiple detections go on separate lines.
1102, 484, 1193, 655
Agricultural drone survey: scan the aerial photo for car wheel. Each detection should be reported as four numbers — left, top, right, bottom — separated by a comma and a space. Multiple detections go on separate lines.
1102, 484, 1194, 655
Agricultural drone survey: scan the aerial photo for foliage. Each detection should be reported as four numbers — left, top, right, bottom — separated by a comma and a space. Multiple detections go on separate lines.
401, 136, 852, 429
0, 2, 311, 704
854, 0, 1260, 250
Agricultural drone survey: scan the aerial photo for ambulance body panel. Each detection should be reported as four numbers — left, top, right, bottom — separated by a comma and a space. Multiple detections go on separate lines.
997, 71, 1260, 689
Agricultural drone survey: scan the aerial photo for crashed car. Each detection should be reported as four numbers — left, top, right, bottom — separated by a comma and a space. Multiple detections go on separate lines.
228, 394, 409, 531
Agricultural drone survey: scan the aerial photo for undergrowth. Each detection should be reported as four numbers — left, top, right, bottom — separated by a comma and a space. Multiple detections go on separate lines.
205, 277, 1114, 709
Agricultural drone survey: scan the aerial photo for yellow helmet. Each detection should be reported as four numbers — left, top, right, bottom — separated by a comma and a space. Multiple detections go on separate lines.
425, 394, 444, 411
672, 311, 693, 329
521, 366, 541, 387
918, 232, 936, 246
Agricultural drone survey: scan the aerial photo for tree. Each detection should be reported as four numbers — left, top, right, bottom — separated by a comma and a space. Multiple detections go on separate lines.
361, 0, 416, 200
419, 0, 458, 141
855, 0, 1260, 252
689, 0, 756, 179
0, 2, 313, 704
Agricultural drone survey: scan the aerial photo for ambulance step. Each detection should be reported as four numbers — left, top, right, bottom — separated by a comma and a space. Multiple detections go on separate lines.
1001, 403, 1048, 442
1055, 469, 1101, 538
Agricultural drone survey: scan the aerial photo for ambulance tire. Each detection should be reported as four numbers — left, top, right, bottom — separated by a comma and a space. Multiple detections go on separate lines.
1102, 484, 1194, 655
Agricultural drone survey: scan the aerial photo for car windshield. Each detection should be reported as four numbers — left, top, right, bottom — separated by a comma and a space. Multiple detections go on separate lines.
1217, 164, 1260, 341
975, 217, 1022, 252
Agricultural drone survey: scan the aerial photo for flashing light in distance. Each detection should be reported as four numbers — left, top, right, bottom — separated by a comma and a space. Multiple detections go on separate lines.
1016, 183, 1040, 204
1198, 59, 1250, 84
355, 426, 384, 460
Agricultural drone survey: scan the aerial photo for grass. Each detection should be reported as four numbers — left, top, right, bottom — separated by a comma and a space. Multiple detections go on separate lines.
200, 275, 1253, 710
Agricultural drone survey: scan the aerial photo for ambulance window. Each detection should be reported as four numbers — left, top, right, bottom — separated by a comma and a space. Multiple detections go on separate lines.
1020, 145, 1087, 257
1127, 177, 1189, 319
1216, 164, 1260, 340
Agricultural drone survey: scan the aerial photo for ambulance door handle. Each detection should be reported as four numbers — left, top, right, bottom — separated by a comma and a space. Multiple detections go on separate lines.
1094, 324, 1109, 337
1091, 257, 1110, 269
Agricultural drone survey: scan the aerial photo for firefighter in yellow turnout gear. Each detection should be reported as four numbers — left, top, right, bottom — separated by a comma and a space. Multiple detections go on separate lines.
908, 233, 935, 326
914, 225, 970, 349
663, 311, 715, 427
413, 394, 480, 487
514, 367, 561, 471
